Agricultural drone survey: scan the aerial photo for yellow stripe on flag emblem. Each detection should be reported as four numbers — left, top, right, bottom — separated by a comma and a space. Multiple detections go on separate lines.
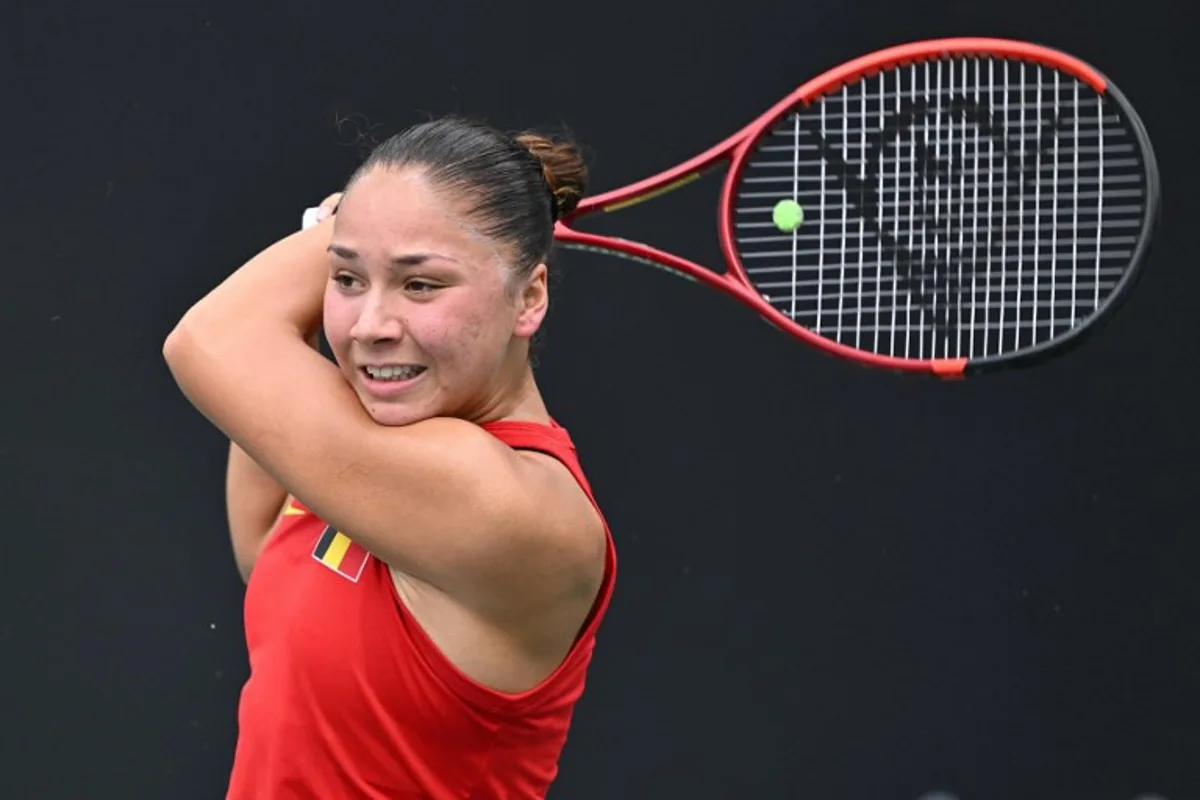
321, 531, 352, 569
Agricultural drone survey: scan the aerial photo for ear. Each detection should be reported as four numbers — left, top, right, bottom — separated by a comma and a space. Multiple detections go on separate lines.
513, 263, 549, 339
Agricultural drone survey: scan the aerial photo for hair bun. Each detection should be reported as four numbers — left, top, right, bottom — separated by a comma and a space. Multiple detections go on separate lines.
515, 132, 588, 219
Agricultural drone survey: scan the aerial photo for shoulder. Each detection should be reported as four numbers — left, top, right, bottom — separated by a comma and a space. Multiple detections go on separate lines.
424, 418, 608, 613
482, 418, 607, 571
383, 417, 605, 599
392, 417, 571, 516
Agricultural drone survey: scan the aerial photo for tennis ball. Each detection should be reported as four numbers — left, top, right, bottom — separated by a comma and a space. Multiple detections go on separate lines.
773, 198, 804, 232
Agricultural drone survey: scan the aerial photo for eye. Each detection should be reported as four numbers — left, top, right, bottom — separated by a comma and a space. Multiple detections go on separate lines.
332, 273, 362, 291
404, 279, 441, 295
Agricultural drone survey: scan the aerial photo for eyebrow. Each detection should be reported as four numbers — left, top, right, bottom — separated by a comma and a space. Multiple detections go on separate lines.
327, 244, 458, 267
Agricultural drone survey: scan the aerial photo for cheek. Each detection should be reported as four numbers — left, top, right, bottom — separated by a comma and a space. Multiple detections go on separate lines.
456, 290, 516, 355
322, 290, 357, 356
413, 298, 505, 366
410, 310, 481, 361
456, 307, 492, 347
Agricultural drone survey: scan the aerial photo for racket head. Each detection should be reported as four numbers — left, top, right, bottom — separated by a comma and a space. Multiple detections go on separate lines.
719, 38, 1160, 377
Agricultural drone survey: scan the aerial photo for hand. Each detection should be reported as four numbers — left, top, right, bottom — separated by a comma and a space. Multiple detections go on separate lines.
317, 192, 343, 215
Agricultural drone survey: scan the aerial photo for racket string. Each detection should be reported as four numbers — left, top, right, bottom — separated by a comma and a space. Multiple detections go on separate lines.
733, 54, 1148, 361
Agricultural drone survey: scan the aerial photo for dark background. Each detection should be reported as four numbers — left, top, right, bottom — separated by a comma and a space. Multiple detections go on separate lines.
3, 0, 1196, 798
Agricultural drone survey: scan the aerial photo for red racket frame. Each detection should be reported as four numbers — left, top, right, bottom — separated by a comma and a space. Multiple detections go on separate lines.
554, 38, 1110, 378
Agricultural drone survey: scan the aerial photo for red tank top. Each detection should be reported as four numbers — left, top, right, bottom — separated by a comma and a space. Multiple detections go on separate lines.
225, 420, 617, 799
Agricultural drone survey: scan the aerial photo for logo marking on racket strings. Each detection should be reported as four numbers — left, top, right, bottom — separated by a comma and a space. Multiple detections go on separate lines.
804, 94, 1078, 335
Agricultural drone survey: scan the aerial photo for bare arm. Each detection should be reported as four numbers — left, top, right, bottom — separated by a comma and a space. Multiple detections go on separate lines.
162, 218, 585, 609
225, 328, 323, 582
225, 196, 335, 583
226, 443, 289, 583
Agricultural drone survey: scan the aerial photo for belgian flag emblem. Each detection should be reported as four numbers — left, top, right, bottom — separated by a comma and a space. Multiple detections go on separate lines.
311, 525, 370, 582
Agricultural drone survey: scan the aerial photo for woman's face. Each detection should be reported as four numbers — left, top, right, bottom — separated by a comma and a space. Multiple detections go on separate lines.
322, 167, 546, 426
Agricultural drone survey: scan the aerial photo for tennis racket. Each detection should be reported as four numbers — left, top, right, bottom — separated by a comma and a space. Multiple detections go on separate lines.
555, 37, 1160, 378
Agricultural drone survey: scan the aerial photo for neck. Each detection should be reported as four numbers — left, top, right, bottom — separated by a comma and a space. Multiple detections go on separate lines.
470, 361, 550, 426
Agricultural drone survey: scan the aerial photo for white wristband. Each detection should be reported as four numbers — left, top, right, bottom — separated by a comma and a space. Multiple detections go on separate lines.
301, 206, 326, 231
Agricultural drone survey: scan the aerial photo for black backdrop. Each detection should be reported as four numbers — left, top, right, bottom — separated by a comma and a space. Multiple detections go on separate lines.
3, 0, 1197, 798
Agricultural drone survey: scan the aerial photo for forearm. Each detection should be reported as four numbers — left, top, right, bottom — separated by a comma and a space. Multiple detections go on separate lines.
168, 216, 331, 578
170, 218, 331, 361
165, 218, 336, 445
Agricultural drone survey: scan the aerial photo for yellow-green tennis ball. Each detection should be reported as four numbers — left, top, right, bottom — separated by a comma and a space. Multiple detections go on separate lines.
773, 198, 804, 232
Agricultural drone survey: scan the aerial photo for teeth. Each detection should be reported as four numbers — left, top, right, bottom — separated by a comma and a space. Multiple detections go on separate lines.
365, 365, 423, 381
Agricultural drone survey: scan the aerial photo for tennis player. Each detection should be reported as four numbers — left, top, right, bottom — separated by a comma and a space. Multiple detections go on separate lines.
163, 116, 617, 798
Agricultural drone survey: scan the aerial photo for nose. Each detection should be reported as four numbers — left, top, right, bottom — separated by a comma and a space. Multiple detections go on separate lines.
350, 293, 404, 345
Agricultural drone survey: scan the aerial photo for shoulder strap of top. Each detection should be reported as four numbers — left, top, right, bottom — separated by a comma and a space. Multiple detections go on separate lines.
480, 419, 597, 500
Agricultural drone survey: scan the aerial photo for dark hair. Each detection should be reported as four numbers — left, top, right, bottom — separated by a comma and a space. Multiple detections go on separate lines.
346, 115, 587, 285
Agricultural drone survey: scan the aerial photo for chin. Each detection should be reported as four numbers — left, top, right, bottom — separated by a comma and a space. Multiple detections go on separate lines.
361, 401, 433, 427
340, 367, 437, 427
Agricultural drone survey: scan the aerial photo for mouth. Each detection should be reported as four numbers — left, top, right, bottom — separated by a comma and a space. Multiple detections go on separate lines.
358, 364, 428, 395
361, 364, 426, 381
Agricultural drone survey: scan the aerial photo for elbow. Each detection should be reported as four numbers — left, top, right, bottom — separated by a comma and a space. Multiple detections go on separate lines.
162, 323, 185, 367
162, 315, 208, 396
162, 317, 229, 432
162, 318, 194, 374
